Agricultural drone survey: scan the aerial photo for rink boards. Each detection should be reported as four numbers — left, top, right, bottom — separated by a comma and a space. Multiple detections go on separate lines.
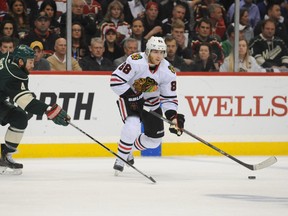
1, 72, 287, 157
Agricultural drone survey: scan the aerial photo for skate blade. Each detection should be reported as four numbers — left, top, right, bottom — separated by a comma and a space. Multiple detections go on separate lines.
0, 167, 22, 175
114, 170, 121, 176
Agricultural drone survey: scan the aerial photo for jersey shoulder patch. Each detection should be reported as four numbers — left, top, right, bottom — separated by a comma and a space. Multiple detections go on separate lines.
131, 53, 143, 60
168, 65, 176, 74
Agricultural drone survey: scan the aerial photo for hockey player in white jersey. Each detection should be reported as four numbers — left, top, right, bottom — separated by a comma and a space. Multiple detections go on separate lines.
110, 36, 185, 174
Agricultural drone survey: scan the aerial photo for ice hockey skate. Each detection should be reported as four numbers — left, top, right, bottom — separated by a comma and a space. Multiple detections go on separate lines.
113, 158, 125, 176
127, 152, 134, 165
0, 144, 23, 175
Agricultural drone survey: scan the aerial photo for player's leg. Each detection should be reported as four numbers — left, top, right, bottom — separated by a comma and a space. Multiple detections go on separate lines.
0, 101, 28, 172
133, 107, 164, 151
114, 99, 141, 173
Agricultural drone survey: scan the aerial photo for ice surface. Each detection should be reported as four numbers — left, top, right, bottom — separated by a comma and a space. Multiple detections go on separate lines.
0, 156, 287, 216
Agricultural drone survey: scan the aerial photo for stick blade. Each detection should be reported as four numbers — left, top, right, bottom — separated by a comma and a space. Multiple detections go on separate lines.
252, 156, 277, 170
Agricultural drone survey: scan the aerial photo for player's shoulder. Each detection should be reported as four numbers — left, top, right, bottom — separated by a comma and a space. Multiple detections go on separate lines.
0, 53, 28, 80
160, 59, 177, 75
126, 52, 146, 64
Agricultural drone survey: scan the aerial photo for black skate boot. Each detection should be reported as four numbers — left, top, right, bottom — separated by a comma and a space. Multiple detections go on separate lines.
1, 144, 23, 169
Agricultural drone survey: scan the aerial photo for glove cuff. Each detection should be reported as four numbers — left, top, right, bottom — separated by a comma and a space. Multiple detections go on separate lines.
165, 110, 177, 120
46, 104, 61, 120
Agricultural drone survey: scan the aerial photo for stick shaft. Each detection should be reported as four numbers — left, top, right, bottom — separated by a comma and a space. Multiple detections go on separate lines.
145, 108, 277, 170
68, 121, 156, 183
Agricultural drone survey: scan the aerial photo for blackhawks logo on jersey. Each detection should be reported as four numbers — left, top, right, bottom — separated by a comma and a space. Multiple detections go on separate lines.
131, 53, 142, 60
133, 77, 158, 93
168, 65, 176, 74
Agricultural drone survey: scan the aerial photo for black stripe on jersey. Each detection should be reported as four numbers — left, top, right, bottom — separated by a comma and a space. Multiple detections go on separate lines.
110, 74, 127, 87
160, 94, 177, 99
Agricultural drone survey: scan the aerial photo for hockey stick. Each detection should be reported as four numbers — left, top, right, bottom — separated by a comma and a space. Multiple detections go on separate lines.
68, 121, 156, 183
143, 107, 277, 171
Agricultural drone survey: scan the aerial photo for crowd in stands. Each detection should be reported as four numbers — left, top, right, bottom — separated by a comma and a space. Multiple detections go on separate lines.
1, 0, 288, 72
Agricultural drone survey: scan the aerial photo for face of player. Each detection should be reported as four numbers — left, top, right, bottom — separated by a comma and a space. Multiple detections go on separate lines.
25, 59, 35, 71
0, 42, 14, 53
149, 50, 165, 65
198, 45, 210, 61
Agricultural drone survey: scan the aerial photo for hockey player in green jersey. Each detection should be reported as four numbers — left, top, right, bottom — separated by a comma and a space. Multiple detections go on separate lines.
0, 45, 70, 175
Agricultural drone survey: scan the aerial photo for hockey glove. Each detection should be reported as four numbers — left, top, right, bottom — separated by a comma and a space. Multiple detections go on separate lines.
165, 110, 185, 136
46, 104, 70, 126
127, 93, 144, 112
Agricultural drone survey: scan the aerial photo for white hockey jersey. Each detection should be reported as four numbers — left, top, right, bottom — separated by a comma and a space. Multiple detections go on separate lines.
110, 52, 178, 113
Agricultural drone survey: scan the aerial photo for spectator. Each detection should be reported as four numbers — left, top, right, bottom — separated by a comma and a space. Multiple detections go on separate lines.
239, 8, 254, 42
227, 0, 260, 28
257, 0, 269, 20
159, 0, 191, 24
39, 0, 61, 35
254, 3, 288, 44
189, 42, 218, 72
21, 11, 60, 56
208, 3, 226, 40
59, 0, 98, 42
72, 22, 89, 61
0, 1, 8, 22
142, 2, 162, 40
162, 3, 190, 36
0, 36, 15, 53
220, 39, 263, 72
79, 37, 114, 71
170, 19, 189, 58
130, 17, 146, 52
164, 35, 189, 72
113, 37, 138, 68
103, 26, 123, 62
30, 40, 51, 71
221, 23, 245, 58
47, 37, 82, 71
249, 19, 288, 71
99, 0, 131, 45
3, 0, 31, 39
0, 19, 19, 45
183, 18, 224, 68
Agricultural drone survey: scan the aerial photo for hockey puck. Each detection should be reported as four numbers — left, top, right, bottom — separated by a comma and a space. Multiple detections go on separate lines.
248, 176, 256, 179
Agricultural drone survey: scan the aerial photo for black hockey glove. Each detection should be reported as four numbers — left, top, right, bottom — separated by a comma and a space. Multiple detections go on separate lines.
165, 110, 185, 136
46, 104, 70, 126
127, 93, 144, 112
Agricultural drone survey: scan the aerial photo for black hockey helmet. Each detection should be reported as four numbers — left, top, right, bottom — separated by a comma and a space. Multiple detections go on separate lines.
12, 44, 35, 65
